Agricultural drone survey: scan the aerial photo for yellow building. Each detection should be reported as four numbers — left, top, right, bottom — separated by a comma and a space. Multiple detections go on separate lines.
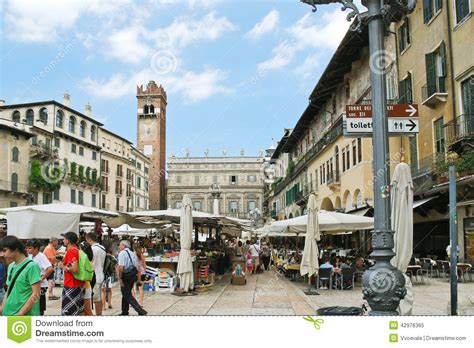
0, 117, 33, 208
395, 1, 473, 260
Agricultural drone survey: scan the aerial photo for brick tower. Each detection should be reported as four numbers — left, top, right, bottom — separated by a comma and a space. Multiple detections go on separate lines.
136, 81, 167, 209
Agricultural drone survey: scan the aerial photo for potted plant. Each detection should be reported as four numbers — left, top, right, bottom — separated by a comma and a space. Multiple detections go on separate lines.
434, 154, 449, 184
457, 150, 474, 177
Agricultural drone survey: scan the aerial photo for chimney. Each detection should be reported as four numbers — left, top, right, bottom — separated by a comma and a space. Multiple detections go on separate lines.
85, 103, 92, 117
63, 92, 70, 107
0, 100, 5, 106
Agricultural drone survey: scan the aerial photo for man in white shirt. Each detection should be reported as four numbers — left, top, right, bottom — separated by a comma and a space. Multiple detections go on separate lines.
86, 232, 106, 316
26, 239, 54, 316
249, 240, 261, 275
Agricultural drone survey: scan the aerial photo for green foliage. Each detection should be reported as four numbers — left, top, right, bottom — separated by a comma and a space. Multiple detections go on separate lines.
86, 167, 92, 185
457, 150, 474, 174
28, 160, 61, 192
287, 160, 295, 175
70, 162, 77, 180
78, 165, 85, 183
91, 169, 98, 186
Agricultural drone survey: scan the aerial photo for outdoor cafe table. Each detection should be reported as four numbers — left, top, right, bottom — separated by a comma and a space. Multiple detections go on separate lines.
406, 265, 422, 283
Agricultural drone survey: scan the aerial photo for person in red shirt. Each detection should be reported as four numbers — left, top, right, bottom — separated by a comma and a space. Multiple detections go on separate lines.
59, 232, 84, 315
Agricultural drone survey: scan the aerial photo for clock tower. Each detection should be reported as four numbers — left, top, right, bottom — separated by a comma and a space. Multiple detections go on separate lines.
136, 81, 167, 209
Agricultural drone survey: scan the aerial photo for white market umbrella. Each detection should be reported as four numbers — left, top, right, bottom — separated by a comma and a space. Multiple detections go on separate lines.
300, 194, 321, 294
176, 195, 194, 292
390, 162, 414, 315
266, 210, 374, 234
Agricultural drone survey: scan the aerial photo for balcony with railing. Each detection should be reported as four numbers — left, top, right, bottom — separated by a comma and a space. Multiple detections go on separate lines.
327, 170, 341, 189
422, 78, 447, 106
445, 114, 474, 151
273, 119, 343, 196
410, 153, 442, 195
0, 180, 29, 194
30, 144, 59, 160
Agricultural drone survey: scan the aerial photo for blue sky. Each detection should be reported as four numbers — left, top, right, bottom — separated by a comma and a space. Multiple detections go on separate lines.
1, 0, 351, 157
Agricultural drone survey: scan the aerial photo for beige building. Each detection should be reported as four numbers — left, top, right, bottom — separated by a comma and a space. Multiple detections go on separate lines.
0, 117, 33, 208
167, 154, 265, 219
0, 95, 103, 208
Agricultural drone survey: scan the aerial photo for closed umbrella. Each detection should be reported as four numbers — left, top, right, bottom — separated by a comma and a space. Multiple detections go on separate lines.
177, 194, 194, 292
300, 193, 320, 294
390, 162, 414, 315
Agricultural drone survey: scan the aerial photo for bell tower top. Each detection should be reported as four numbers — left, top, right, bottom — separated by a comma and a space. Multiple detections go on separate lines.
137, 80, 167, 103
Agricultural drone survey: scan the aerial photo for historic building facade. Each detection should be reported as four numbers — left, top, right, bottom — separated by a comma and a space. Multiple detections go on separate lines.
0, 117, 33, 208
167, 154, 265, 219
136, 81, 167, 209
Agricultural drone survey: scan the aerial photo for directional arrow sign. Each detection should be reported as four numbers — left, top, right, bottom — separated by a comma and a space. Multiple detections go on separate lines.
346, 104, 419, 118
344, 116, 419, 136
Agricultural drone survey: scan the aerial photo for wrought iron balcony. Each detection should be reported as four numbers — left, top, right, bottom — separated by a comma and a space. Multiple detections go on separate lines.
422, 79, 447, 106
327, 171, 341, 189
445, 114, 474, 151
30, 144, 59, 160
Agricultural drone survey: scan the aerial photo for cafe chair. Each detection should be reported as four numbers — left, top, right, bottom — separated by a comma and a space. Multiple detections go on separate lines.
338, 268, 356, 290
316, 268, 333, 290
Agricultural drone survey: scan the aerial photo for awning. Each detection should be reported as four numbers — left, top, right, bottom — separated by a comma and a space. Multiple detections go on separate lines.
457, 200, 474, 207
413, 197, 435, 209
349, 208, 371, 216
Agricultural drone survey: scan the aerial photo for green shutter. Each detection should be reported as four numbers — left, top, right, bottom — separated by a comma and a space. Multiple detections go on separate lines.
456, 0, 470, 23
423, 0, 432, 23
406, 73, 413, 103
398, 26, 404, 52
425, 52, 436, 96
399, 78, 406, 103
461, 79, 474, 115
435, 0, 443, 11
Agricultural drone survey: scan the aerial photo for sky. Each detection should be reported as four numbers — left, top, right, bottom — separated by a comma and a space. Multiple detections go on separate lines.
1, 0, 352, 158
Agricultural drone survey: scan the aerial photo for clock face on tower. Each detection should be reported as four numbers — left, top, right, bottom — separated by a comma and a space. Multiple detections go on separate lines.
140, 122, 156, 140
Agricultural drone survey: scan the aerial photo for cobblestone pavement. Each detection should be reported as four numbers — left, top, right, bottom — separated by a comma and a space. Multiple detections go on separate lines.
43, 270, 473, 316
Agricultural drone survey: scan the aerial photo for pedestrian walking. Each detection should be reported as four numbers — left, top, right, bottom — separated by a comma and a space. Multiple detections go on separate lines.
0, 236, 41, 316
86, 232, 106, 315
133, 244, 146, 306
79, 241, 93, 316
0, 251, 6, 304
43, 237, 61, 300
249, 240, 261, 275
117, 240, 147, 316
26, 239, 54, 315
59, 232, 84, 316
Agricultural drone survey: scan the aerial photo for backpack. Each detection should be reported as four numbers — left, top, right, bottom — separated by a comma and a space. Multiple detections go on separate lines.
103, 254, 118, 277
73, 250, 94, 281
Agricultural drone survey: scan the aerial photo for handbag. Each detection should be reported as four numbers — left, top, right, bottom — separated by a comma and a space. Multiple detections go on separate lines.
121, 250, 138, 281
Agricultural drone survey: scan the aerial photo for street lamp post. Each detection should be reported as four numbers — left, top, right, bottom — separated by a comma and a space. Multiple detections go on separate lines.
301, 0, 415, 315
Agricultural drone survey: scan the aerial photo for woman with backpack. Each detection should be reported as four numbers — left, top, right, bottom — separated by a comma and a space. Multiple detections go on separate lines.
59, 232, 85, 316
102, 242, 117, 311
133, 244, 146, 306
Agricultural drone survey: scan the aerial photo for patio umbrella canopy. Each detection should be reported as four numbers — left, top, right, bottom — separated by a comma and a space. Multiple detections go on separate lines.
0, 202, 118, 239
390, 162, 414, 315
176, 195, 194, 292
300, 193, 320, 278
266, 210, 374, 234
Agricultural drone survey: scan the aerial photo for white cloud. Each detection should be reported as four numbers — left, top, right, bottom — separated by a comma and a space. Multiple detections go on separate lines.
106, 26, 151, 64
246, 10, 279, 41
3, 0, 132, 43
293, 54, 319, 78
256, 8, 350, 73
80, 67, 232, 102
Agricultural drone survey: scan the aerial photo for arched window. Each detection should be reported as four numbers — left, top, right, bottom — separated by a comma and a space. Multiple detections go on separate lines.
149, 104, 155, 113
26, 109, 34, 125
80, 120, 86, 137
90, 125, 96, 141
69, 116, 76, 133
55, 110, 63, 128
11, 173, 18, 192
12, 110, 20, 123
12, 147, 19, 162
143, 105, 149, 114
40, 107, 48, 124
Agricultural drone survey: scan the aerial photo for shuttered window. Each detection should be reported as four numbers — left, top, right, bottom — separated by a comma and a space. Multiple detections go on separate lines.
425, 42, 446, 98
455, 0, 470, 24
399, 72, 413, 104
424, 0, 443, 23
398, 18, 411, 52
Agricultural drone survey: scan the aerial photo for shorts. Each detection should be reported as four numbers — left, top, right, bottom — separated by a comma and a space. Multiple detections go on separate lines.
92, 282, 103, 302
102, 276, 114, 289
252, 256, 260, 266
47, 271, 55, 281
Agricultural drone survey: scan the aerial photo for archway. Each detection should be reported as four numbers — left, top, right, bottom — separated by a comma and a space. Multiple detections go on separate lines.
320, 197, 334, 211
343, 190, 353, 211
353, 189, 364, 209
335, 196, 342, 210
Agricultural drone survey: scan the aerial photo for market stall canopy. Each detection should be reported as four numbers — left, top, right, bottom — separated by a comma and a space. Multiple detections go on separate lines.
0, 202, 118, 239
112, 224, 153, 237
265, 210, 374, 235
102, 213, 168, 229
